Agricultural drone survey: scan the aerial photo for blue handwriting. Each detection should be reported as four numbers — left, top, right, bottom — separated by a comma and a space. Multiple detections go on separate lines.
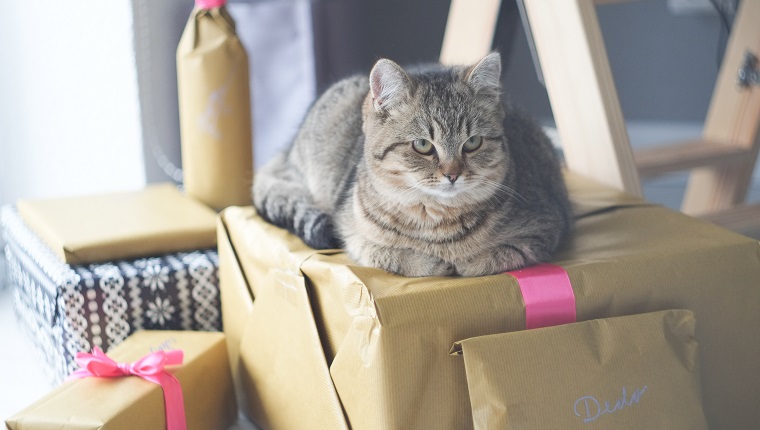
573, 386, 648, 423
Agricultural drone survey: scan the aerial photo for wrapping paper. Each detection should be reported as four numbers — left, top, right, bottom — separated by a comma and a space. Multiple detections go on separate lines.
218, 171, 760, 429
453, 310, 708, 429
5, 330, 237, 430
177, 3, 253, 210
15, 183, 217, 265
2, 206, 222, 384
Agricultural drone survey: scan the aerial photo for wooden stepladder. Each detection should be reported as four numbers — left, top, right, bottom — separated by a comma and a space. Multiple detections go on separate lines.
441, 0, 760, 233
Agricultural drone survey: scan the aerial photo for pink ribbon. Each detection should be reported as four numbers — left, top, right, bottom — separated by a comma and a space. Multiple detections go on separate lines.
508, 263, 576, 329
69, 347, 187, 430
195, 0, 226, 9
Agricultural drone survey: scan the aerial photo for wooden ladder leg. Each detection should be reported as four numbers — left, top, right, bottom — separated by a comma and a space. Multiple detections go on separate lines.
681, 0, 760, 216
440, 0, 502, 65
522, 0, 642, 197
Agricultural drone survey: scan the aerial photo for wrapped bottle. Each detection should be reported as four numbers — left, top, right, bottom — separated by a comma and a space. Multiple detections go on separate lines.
177, 0, 253, 210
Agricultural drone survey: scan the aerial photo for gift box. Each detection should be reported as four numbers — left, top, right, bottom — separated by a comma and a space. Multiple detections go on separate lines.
15, 183, 218, 264
218, 171, 760, 430
1, 204, 223, 385
5, 330, 238, 430
452, 310, 708, 429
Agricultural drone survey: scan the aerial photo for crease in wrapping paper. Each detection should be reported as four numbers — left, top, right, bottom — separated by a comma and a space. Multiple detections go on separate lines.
217, 208, 349, 430
15, 184, 218, 265
177, 6, 253, 210
5, 331, 238, 430
453, 310, 708, 430
563, 171, 654, 220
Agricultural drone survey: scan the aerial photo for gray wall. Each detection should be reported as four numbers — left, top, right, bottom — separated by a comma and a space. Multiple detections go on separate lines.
315, 0, 727, 124
132, 0, 194, 184
129, 0, 733, 189
134, 0, 730, 186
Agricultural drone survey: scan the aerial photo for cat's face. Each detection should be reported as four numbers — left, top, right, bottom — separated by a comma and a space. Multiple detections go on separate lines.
362, 53, 509, 205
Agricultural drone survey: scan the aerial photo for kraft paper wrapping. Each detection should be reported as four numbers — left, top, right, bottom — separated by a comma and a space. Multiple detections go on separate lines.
452, 310, 708, 429
218, 170, 760, 430
16, 184, 217, 264
5, 331, 237, 430
177, 5, 253, 211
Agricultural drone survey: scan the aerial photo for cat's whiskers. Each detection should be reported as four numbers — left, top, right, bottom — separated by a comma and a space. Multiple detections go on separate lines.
473, 176, 529, 207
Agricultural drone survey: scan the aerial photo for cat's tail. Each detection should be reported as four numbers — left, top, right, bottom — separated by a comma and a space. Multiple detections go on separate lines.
252, 153, 340, 250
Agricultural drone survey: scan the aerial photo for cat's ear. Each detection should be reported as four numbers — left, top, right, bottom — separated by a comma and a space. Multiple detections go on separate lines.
465, 52, 502, 97
369, 59, 411, 112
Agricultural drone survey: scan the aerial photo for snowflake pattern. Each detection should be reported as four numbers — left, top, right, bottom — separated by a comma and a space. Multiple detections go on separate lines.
146, 297, 176, 326
5, 202, 222, 384
143, 264, 170, 292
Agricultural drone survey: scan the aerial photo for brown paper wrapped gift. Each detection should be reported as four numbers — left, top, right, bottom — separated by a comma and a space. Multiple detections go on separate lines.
5, 330, 237, 430
217, 171, 760, 430
177, 1, 253, 211
452, 310, 708, 429
16, 184, 217, 264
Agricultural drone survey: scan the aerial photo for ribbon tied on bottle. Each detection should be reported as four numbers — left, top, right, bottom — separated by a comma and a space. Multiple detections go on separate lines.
195, 0, 227, 9
69, 347, 187, 430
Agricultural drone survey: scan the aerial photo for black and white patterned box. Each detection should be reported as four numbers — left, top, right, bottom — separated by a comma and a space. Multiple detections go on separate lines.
1, 206, 222, 384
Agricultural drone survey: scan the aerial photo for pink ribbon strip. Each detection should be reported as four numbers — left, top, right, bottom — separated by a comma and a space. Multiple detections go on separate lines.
508, 263, 576, 329
69, 347, 186, 430
196, 0, 226, 9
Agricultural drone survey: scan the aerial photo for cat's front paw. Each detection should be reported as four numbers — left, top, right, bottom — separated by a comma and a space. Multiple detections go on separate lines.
390, 253, 456, 278
346, 239, 456, 277
455, 244, 535, 277
396, 257, 456, 278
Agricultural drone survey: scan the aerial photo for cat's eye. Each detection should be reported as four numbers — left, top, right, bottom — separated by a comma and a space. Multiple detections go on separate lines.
463, 136, 483, 153
412, 138, 435, 155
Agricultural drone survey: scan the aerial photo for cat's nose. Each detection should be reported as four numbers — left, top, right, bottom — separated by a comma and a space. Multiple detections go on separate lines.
441, 160, 463, 184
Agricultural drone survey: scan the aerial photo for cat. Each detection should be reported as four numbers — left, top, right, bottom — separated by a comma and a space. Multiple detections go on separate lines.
253, 52, 572, 277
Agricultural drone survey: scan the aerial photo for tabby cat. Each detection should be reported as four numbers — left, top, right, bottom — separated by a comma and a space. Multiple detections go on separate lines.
253, 52, 572, 277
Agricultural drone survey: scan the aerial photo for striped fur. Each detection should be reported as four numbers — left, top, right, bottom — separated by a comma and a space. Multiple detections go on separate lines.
253, 53, 572, 277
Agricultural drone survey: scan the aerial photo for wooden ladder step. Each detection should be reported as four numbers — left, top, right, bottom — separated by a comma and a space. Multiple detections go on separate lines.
699, 203, 760, 236
634, 139, 753, 178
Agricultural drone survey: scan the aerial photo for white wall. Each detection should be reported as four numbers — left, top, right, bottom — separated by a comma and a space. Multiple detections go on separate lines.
0, 0, 146, 288
0, 0, 146, 207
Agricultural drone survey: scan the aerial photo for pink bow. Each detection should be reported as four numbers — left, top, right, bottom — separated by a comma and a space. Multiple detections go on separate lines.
70, 347, 187, 430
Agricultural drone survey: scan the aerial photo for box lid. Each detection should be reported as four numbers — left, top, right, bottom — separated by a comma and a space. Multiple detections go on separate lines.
16, 184, 218, 264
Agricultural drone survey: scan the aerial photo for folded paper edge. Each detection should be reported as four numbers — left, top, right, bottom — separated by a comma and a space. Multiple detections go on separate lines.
218, 207, 351, 430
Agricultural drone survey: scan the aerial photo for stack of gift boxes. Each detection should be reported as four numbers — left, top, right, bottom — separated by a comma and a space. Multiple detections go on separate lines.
2, 185, 237, 429
3, 0, 252, 427
4, 174, 760, 429
2, 185, 223, 384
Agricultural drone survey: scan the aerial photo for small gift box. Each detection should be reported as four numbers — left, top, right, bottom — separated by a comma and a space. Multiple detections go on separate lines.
1, 186, 223, 384
5, 330, 238, 430
451, 310, 708, 429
